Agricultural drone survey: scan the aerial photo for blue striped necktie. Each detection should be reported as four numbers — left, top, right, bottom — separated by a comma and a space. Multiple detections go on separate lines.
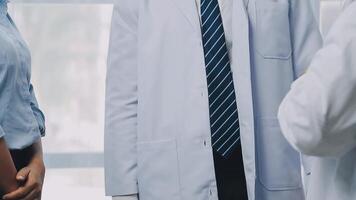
200, 0, 241, 158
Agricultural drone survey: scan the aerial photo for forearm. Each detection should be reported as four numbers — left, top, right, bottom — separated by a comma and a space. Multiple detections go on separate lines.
0, 138, 18, 194
27, 140, 44, 167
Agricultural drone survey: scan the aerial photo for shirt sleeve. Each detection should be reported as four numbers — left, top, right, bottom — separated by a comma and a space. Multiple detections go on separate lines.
0, 61, 16, 139
28, 83, 46, 136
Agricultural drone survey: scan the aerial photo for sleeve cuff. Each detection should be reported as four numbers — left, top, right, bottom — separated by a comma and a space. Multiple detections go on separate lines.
39, 125, 46, 137
112, 194, 138, 200
33, 111, 46, 137
105, 180, 138, 197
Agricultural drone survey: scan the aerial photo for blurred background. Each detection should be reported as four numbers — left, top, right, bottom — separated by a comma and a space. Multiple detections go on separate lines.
9, 1, 112, 199
6, 0, 344, 199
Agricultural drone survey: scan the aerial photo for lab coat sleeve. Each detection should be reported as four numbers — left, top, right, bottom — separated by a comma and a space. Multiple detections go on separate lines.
105, 1, 139, 196
290, 0, 323, 78
112, 194, 139, 200
279, 6, 356, 157
29, 84, 46, 136
0, 61, 16, 139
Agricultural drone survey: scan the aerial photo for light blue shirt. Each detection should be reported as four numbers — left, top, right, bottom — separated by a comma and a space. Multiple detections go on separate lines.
0, 0, 45, 150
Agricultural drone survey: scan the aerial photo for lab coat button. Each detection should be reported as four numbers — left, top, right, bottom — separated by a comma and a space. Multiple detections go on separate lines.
203, 139, 211, 148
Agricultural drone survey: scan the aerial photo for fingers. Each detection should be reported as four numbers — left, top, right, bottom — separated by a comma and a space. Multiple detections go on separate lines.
21, 187, 41, 200
2, 180, 37, 200
16, 167, 31, 183
2, 163, 45, 200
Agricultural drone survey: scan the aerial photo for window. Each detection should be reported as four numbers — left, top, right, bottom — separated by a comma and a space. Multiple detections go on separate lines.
9, 1, 113, 199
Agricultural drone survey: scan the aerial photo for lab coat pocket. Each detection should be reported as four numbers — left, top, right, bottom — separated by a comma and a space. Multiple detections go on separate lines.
137, 139, 181, 200
256, 118, 302, 190
255, 0, 292, 60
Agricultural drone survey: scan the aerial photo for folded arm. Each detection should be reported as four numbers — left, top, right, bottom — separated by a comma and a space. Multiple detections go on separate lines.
279, 6, 356, 157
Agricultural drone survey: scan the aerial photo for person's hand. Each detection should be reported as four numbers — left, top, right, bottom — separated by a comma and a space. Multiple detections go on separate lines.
0, 138, 19, 195
2, 157, 45, 200
112, 194, 139, 200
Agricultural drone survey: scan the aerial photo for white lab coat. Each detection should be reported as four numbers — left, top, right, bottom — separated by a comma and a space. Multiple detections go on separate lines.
278, 2, 356, 200
105, 0, 321, 200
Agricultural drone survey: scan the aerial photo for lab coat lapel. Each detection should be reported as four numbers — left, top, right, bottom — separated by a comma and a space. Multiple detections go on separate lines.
169, 0, 202, 35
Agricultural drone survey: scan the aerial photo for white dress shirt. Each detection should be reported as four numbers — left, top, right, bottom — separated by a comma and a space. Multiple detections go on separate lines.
112, 0, 232, 199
